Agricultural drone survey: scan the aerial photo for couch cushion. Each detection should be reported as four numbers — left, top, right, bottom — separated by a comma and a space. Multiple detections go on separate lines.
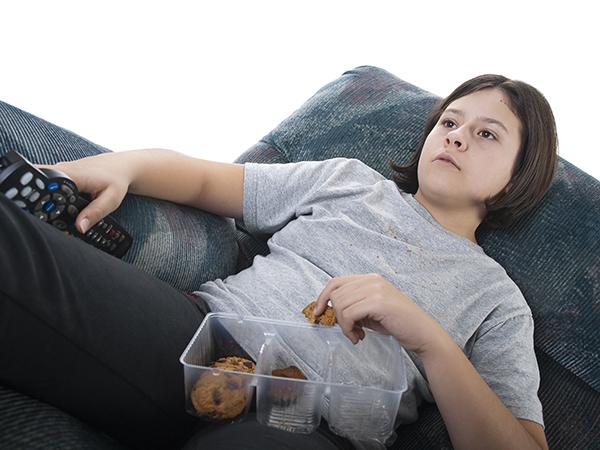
0, 385, 125, 449
534, 348, 600, 448
477, 159, 600, 391
235, 65, 600, 392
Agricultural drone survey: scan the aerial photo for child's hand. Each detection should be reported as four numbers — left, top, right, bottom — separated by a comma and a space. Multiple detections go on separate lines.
314, 273, 447, 355
37, 152, 133, 234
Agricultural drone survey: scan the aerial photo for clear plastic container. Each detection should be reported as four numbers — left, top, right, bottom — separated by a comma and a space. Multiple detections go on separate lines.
180, 312, 407, 445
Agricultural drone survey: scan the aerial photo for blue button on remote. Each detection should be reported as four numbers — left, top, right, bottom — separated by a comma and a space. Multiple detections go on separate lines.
42, 201, 56, 212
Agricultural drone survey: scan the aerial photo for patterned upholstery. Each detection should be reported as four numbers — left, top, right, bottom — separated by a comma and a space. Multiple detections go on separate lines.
1, 66, 598, 449
0, 384, 124, 449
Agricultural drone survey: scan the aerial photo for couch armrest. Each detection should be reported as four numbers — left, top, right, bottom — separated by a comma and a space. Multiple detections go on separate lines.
0, 100, 239, 292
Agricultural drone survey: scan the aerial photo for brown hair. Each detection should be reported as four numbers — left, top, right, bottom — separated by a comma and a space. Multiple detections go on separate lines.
390, 74, 558, 229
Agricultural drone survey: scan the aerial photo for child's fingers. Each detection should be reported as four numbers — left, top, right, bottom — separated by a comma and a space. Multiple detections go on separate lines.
75, 187, 124, 234
353, 327, 366, 342
314, 278, 341, 315
342, 300, 391, 338
314, 275, 359, 315
346, 329, 361, 345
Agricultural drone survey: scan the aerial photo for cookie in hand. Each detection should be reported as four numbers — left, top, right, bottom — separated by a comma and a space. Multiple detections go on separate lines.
302, 301, 337, 326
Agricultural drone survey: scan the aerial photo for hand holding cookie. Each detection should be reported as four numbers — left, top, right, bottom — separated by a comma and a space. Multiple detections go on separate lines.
314, 273, 447, 351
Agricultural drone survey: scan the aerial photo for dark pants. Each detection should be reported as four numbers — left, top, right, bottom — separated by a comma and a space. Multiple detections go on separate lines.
0, 192, 209, 448
0, 193, 353, 450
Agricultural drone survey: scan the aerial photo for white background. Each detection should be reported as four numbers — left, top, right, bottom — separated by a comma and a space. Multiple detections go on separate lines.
1, 1, 598, 181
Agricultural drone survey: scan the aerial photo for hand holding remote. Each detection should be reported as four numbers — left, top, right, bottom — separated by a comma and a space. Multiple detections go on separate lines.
1, 151, 133, 258
38, 153, 133, 234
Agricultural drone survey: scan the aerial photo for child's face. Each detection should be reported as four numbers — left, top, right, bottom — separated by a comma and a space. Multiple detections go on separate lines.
417, 88, 522, 212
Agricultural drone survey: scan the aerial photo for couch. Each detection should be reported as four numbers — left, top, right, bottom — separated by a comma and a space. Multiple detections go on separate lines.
1, 66, 598, 449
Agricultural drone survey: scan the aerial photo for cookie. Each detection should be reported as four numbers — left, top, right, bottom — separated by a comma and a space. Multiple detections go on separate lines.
190, 356, 256, 420
302, 301, 337, 326
211, 356, 256, 374
270, 366, 307, 407
191, 372, 250, 420
271, 365, 306, 380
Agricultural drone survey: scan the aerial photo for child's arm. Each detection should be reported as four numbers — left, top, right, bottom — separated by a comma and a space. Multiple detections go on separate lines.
420, 333, 548, 450
45, 148, 244, 233
126, 149, 244, 219
314, 274, 549, 450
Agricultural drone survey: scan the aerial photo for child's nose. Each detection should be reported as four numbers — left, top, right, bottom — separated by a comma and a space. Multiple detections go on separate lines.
445, 135, 467, 151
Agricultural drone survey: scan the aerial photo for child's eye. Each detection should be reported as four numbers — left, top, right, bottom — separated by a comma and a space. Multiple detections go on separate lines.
479, 130, 497, 140
441, 119, 456, 128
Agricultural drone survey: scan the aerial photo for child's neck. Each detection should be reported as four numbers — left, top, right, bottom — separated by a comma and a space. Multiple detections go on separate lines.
413, 191, 484, 245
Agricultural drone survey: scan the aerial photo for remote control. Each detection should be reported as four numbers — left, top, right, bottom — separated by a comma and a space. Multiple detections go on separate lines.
0, 150, 132, 258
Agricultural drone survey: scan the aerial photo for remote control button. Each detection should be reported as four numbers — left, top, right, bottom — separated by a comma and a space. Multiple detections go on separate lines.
15, 200, 27, 209
5, 187, 18, 199
60, 185, 74, 196
110, 243, 117, 252
20, 186, 33, 197
52, 193, 66, 205
28, 191, 41, 202
42, 201, 56, 213
118, 234, 126, 243
34, 195, 50, 212
47, 181, 59, 191
53, 220, 67, 230
35, 211, 48, 221
68, 195, 77, 204
67, 205, 79, 216
49, 209, 62, 220
20, 172, 33, 185
35, 178, 45, 190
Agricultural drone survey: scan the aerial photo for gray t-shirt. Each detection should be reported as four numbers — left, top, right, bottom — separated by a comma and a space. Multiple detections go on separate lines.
195, 157, 544, 427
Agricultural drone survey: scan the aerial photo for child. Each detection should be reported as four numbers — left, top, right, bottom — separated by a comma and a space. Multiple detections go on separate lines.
0, 73, 556, 450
